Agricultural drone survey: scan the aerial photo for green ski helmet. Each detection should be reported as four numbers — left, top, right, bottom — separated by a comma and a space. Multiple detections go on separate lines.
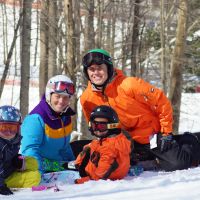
82, 48, 114, 84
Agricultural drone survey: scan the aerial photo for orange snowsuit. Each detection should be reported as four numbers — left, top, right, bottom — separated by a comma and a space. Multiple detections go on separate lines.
75, 133, 131, 181
80, 69, 173, 144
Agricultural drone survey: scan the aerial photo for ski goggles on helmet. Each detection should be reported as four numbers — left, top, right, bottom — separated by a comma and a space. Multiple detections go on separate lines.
52, 81, 75, 96
0, 122, 20, 137
89, 121, 119, 132
82, 52, 112, 68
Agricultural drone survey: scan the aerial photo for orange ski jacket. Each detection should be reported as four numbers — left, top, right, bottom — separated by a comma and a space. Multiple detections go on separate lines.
75, 133, 131, 181
80, 69, 173, 144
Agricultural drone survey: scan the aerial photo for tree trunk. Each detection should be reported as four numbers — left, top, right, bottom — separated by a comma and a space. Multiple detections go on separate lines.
0, 13, 22, 98
48, 0, 57, 78
74, 0, 81, 65
39, 0, 49, 98
80, 0, 96, 139
160, 0, 167, 93
168, 0, 188, 134
96, 0, 104, 48
64, 0, 77, 131
20, 0, 33, 117
131, 0, 140, 77
84, 0, 95, 51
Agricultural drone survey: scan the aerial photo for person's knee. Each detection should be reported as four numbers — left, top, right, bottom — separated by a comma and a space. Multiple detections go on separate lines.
5, 170, 41, 188
158, 159, 190, 171
158, 147, 192, 172
22, 171, 41, 187
26, 171, 41, 187
25, 157, 39, 171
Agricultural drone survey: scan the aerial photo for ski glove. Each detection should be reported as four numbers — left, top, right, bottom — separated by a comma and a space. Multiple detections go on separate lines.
160, 134, 173, 152
0, 184, 13, 195
12, 154, 26, 171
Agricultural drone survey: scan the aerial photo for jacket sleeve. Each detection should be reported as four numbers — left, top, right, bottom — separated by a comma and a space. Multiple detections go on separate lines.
123, 77, 173, 134
80, 84, 98, 123
87, 143, 118, 180
20, 114, 44, 173
0, 153, 5, 186
75, 145, 90, 167
80, 94, 92, 123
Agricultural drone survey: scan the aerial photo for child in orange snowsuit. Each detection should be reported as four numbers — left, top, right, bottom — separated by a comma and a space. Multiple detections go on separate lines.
75, 105, 131, 184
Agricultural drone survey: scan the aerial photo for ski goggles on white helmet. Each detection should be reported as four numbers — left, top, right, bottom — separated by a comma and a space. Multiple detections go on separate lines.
51, 81, 75, 96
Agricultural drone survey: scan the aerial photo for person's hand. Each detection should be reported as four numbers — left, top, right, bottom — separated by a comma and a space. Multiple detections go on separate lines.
12, 154, 26, 171
0, 184, 13, 195
160, 134, 173, 152
74, 176, 90, 184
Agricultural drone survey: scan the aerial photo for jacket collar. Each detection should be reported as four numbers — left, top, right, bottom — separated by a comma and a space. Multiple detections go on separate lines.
89, 69, 125, 93
33, 95, 76, 120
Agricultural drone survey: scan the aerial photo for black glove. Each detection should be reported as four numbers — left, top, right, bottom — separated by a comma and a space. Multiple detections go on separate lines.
0, 184, 13, 195
62, 162, 69, 169
12, 154, 25, 170
160, 134, 173, 152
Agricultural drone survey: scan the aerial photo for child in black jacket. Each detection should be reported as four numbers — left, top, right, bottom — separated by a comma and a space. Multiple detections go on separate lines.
0, 105, 40, 196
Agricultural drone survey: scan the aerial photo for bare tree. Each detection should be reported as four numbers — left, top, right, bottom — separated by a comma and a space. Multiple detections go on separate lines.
80, 0, 96, 139
160, 0, 167, 93
168, 0, 188, 133
0, 14, 23, 98
130, 0, 141, 77
83, 0, 95, 51
48, 0, 57, 78
63, 0, 78, 132
39, 0, 49, 98
20, 0, 33, 117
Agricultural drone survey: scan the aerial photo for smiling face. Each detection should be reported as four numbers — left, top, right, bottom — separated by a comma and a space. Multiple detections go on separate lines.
87, 64, 108, 86
50, 93, 70, 113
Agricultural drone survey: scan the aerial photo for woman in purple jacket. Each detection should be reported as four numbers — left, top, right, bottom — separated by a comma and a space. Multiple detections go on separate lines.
20, 75, 76, 174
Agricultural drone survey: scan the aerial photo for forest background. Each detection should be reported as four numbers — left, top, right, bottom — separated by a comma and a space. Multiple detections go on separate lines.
0, 0, 200, 139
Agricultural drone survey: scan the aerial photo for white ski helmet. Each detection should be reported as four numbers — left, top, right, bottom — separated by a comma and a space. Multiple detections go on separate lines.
45, 75, 75, 103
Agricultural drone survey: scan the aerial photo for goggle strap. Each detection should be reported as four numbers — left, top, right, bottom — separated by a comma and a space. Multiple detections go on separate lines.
107, 123, 119, 129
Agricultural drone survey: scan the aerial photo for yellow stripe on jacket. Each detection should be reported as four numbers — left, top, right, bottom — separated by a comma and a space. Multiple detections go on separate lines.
45, 123, 72, 139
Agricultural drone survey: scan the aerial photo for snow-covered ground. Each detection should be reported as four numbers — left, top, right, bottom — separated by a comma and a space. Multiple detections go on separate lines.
2, 167, 200, 200
1, 82, 200, 199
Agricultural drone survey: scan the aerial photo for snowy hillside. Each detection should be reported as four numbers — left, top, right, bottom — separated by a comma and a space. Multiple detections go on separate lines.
1, 82, 200, 199
3, 167, 200, 200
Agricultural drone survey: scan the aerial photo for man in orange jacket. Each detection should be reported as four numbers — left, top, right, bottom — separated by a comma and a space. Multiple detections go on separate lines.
80, 48, 200, 172
75, 105, 131, 184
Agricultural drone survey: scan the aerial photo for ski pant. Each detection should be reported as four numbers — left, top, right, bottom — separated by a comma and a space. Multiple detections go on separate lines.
5, 157, 41, 188
133, 132, 200, 172
69, 133, 200, 172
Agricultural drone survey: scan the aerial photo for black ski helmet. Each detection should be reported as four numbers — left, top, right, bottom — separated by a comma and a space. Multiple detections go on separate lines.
82, 49, 114, 84
89, 105, 121, 138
